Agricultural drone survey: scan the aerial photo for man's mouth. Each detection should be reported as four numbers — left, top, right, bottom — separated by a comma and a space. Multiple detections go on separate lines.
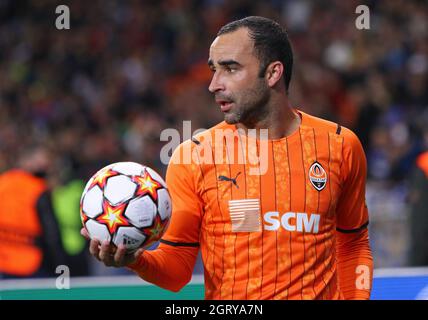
216, 100, 234, 112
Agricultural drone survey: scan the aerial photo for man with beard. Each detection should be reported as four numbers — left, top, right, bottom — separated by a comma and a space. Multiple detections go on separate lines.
83, 16, 373, 300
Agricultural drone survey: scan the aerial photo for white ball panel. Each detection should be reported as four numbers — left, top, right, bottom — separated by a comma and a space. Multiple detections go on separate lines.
157, 188, 172, 221
145, 167, 167, 188
111, 162, 145, 176
113, 227, 146, 251
86, 219, 111, 242
104, 175, 137, 205
125, 196, 156, 228
81, 177, 94, 202
82, 185, 104, 218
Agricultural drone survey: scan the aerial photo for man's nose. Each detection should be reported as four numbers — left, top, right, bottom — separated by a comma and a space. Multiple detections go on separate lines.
208, 72, 224, 93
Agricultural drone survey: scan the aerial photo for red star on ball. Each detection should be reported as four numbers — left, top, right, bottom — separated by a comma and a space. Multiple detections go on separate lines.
132, 170, 163, 202
89, 168, 120, 189
95, 200, 130, 235
80, 207, 89, 225
141, 213, 169, 243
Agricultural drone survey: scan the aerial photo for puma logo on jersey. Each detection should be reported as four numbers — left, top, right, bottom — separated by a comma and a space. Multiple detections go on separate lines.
263, 212, 320, 233
218, 172, 241, 189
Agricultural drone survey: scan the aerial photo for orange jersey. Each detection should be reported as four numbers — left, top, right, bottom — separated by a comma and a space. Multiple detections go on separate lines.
129, 110, 373, 299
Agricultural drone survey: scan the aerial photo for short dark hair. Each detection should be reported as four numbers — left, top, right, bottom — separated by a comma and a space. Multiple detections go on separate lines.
218, 16, 293, 93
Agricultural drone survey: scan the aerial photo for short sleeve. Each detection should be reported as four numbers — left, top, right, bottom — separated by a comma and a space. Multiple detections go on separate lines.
335, 128, 369, 232
161, 141, 203, 245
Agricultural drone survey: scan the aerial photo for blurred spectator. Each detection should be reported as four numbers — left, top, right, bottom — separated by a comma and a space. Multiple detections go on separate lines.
408, 128, 428, 266
51, 173, 90, 277
0, 146, 67, 278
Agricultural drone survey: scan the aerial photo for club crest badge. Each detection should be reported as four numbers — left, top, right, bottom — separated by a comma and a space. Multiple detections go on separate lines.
309, 162, 327, 191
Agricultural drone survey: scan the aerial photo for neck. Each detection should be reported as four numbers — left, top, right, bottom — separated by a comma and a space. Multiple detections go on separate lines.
235, 96, 301, 140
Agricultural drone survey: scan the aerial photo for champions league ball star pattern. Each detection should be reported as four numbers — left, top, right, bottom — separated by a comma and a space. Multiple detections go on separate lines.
80, 162, 172, 252
132, 171, 163, 202
141, 213, 170, 248
96, 201, 130, 235
89, 167, 120, 190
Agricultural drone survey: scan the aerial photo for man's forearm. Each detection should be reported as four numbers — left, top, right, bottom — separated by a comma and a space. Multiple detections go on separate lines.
127, 243, 199, 292
336, 228, 373, 300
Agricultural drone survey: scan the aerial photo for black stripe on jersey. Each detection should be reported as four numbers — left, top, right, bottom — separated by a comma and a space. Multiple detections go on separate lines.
256, 138, 264, 300
160, 239, 200, 247
336, 221, 369, 233
336, 124, 342, 135
209, 140, 223, 298
312, 128, 322, 298
299, 128, 306, 300
193, 146, 215, 282
326, 132, 333, 298
285, 136, 292, 300
224, 134, 237, 299
236, 131, 250, 300
218, 136, 228, 299
271, 141, 278, 298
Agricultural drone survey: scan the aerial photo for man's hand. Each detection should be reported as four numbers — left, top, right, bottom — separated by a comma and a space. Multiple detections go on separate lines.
80, 228, 143, 267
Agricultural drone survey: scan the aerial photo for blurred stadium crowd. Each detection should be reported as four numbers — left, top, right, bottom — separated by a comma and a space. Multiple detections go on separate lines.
0, 0, 427, 276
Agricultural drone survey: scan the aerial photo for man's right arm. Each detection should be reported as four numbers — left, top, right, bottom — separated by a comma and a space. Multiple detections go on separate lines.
128, 141, 203, 291
127, 243, 199, 292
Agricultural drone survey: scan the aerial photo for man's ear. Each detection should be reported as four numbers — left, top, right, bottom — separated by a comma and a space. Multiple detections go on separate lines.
265, 61, 284, 88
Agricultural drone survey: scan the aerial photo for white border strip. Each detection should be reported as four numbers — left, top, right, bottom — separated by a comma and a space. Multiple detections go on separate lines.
373, 267, 428, 278
3, 268, 428, 291
0, 274, 205, 291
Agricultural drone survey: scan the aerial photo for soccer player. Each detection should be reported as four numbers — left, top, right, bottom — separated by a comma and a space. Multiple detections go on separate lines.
82, 16, 373, 299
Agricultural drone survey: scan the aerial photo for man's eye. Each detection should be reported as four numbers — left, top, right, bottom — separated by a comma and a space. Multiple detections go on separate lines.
226, 67, 236, 73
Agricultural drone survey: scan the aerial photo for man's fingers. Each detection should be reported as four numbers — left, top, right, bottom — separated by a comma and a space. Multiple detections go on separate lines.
114, 244, 127, 265
99, 240, 114, 265
89, 239, 101, 261
123, 248, 144, 266
88, 238, 143, 268
80, 227, 90, 240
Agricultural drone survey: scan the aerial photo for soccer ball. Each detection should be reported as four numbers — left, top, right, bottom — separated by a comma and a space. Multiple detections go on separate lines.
80, 162, 171, 252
